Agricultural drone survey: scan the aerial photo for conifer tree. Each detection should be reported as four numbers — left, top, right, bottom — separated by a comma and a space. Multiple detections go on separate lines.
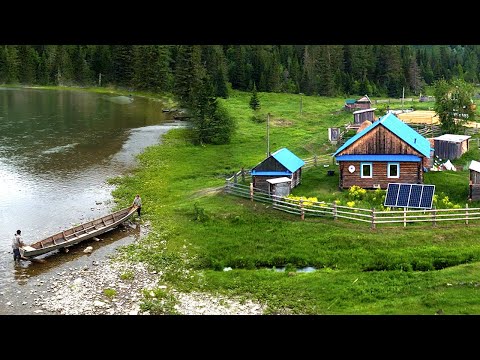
249, 83, 260, 111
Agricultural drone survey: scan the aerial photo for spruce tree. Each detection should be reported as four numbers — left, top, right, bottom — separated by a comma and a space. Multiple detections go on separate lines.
249, 83, 260, 111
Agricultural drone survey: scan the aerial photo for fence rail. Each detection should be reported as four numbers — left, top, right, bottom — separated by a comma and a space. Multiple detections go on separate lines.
225, 178, 480, 228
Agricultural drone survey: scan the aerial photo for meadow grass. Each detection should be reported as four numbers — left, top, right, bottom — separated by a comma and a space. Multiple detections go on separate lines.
106, 88, 480, 314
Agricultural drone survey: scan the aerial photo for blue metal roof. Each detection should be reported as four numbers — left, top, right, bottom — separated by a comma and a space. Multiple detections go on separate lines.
345, 99, 356, 104
251, 171, 292, 176
271, 148, 305, 172
333, 113, 431, 158
335, 154, 421, 162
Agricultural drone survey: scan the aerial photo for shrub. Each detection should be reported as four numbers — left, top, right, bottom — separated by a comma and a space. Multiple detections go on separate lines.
103, 288, 117, 298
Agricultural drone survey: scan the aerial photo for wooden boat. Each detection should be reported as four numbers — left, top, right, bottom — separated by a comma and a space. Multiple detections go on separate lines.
19, 205, 139, 258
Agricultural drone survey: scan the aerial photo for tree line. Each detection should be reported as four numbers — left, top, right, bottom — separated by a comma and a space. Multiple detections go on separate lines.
2, 45, 480, 97
2, 45, 480, 144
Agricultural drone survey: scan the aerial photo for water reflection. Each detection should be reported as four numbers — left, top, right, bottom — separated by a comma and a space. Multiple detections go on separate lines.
0, 88, 184, 311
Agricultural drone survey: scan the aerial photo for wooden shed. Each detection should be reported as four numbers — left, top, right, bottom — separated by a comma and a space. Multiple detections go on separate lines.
433, 134, 471, 160
469, 160, 480, 200
344, 95, 372, 111
333, 113, 431, 189
353, 108, 376, 125
355, 95, 372, 109
251, 148, 305, 194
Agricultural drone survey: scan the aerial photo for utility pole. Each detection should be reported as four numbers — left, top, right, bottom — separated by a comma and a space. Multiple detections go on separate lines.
402, 87, 405, 110
299, 93, 303, 116
267, 112, 270, 156
98, 73, 102, 87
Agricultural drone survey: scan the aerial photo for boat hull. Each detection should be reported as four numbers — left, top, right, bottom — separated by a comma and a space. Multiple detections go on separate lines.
20, 205, 138, 258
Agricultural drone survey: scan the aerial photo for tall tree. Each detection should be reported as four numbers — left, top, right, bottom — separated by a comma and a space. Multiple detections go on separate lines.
4, 45, 19, 83
112, 45, 134, 88
17, 45, 39, 84
203, 45, 229, 98
433, 78, 475, 133
173, 45, 194, 105
249, 82, 260, 111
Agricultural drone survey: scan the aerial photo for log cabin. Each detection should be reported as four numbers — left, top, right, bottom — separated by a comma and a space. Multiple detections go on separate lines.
251, 148, 305, 194
333, 113, 432, 189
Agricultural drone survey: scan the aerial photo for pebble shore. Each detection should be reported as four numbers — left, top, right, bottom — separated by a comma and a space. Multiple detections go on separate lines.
32, 259, 266, 315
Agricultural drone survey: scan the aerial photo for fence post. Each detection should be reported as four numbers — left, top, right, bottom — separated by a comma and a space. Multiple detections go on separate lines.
300, 199, 304, 220
432, 206, 437, 227
225, 179, 230, 194
234, 172, 238, 184
250, 183, 253, 201
333, 202, 337, 220
371, 207, 375, 229
403, 207, 407, 227
466, 203, 469, 225
241, 167, 245, 183
314, 155, 317, 167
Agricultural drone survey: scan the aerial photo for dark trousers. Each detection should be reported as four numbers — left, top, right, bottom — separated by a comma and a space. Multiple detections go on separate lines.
137, 206, 141, 217
13, 248, 21, 261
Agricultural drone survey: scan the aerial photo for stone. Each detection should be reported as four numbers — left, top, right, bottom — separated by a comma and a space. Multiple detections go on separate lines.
94, 300, 106, 308
83, 246, 93, 254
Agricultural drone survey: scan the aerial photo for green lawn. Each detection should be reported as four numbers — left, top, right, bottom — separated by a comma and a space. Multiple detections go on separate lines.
109, 88, 480, 315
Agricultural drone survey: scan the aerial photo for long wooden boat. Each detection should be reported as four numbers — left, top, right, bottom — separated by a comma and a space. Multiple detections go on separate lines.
20, 205, 139, 259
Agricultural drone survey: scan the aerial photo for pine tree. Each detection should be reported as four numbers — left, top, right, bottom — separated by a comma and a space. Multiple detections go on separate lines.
249, 83, 260, 111
112, 45, 134, 88
18, 45, 39, 84
434, 78, 475, 133
173, 45, 194, 105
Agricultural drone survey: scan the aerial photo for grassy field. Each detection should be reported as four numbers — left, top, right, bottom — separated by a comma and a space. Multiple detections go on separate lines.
102, 88, 480, 315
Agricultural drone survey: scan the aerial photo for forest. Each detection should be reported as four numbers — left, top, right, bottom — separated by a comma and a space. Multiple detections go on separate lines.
1, 45, 480, 98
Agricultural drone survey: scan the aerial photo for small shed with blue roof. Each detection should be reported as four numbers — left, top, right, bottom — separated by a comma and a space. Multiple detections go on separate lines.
333, 113, 432, 189
251, 147, 305, 194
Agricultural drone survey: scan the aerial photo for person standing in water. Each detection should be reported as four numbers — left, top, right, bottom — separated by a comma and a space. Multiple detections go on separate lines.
132, 194, 142, 218
12, 230, 25, 262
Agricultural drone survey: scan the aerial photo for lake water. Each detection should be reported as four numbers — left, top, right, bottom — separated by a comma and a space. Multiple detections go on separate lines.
0, 87, 185, 314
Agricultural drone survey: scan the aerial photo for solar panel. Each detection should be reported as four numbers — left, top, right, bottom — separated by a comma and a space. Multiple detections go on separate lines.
384, 183, 435, 209
397, 184, 411, 207
419, 185, 435, 208
408, 184, 422, 208
384, 183, 399, 206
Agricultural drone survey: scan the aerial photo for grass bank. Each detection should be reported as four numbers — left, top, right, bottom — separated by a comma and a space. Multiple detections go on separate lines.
105, 88, 480, 315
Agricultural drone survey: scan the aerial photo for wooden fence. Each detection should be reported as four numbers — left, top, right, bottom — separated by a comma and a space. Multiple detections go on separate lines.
225, 178, 480, 228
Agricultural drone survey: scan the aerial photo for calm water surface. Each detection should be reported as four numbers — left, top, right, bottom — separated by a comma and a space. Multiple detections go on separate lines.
0, 87, 185, 314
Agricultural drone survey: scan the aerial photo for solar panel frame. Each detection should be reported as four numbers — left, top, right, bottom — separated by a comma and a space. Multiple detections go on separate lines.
384, 183, 435, 209
396, 184, 411, 207
419, 185, 435, 208
408, 184, 423, 208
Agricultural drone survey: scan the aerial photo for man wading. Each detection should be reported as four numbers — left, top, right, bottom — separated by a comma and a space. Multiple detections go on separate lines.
132, 194, 142, 218
12, 230, 25, 262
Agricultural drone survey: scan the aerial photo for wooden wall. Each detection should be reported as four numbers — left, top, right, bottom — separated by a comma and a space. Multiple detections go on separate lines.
354, 111, 375, 124
339, 161, 421, 189
355, 102, 371, 109
252, 176, 272, 193
470, 170, 480, 185
337, 125, 425, 158
291, 169, 301, 187
434, 139, 469, 160
470, 184, 480, 200
253, 156, 288, 172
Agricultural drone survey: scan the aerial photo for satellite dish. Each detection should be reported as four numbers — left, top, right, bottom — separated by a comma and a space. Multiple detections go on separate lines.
348, 165, 355, 173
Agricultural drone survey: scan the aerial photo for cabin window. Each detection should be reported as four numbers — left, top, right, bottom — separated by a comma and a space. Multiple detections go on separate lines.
388, 162, 400, 178
361, 162, 372, 178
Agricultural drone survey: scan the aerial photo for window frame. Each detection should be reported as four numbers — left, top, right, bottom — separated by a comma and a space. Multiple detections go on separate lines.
360, 162, 372, 178
387, 162, 400, 178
